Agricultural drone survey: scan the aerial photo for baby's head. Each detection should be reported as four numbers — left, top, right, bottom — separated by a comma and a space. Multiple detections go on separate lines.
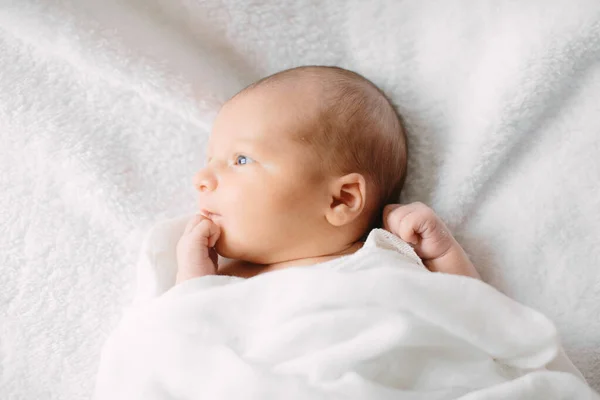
194, 66, 407, 264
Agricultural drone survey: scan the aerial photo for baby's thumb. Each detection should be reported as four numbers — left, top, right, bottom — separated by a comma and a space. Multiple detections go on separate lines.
382, 204, 402, 231
207, 223, 221, 248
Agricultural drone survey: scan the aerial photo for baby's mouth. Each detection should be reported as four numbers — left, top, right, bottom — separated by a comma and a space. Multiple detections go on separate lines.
199, 209, 221, 220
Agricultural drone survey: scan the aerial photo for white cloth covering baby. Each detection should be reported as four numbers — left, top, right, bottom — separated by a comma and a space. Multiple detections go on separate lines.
93, 215, 597, 400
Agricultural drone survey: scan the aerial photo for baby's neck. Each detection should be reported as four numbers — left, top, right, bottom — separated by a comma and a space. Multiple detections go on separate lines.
267, 240, 364, 270
217, 240, 364, 279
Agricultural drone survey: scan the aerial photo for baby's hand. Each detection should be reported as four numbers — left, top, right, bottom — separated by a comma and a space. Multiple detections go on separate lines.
383, 202, 454, 261
383, 202, 480, 279
176, 214, 221, 284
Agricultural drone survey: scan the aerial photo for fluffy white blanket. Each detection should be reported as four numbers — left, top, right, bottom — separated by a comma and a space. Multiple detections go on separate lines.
94, 222, 595, 399
1, 0, 599, 398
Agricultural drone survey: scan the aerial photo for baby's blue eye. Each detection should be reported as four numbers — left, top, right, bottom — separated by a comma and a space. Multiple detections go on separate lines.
235, 155, 253, 166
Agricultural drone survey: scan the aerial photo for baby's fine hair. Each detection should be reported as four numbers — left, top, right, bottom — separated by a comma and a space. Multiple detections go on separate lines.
239, 65, 407, 227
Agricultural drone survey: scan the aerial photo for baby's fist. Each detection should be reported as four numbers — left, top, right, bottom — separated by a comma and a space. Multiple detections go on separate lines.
176, 214, 221, 284
383, 202, 454, 262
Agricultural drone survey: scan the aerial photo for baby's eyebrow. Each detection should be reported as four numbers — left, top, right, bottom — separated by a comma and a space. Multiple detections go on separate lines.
203, 138, 267, 163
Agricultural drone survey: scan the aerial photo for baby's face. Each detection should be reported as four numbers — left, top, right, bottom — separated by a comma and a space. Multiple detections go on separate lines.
194, 86, 329, 264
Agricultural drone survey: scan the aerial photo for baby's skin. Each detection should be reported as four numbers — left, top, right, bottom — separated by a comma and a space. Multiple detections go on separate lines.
176, 202, 481, 282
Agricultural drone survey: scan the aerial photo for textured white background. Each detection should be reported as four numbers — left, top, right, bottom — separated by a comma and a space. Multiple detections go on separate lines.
0, 0, 599, 398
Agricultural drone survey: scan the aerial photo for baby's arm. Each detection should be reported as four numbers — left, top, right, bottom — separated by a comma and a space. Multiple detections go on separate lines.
383, 202, 481, 280
175, 215, 221, 284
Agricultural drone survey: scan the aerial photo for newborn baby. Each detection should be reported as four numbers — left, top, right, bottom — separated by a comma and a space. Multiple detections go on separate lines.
176, 65, 480, 282
96, 66, 593, 399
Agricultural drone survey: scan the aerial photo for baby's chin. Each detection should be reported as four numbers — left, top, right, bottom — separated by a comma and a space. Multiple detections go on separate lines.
214, 239, 235, 259
214, 231, 246, 261
214, 231, 267, 264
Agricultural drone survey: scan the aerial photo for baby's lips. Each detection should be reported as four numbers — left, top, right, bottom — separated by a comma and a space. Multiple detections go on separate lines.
198, 209, 213, 219
198, 209, 222, 222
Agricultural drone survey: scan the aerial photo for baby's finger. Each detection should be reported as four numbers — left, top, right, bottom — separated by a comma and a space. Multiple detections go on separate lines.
191, 218, 220, 245
382, 204, 401, 231
397, 212, 421, 245
383, 203, 419, 232
207, 223, 221, 248
184, 214, 204, 234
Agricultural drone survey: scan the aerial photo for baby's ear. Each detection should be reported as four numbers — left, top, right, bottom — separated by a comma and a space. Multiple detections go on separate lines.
325, 173, 367, 227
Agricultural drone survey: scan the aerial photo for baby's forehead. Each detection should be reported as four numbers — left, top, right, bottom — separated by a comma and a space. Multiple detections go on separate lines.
211, 98, 316, 153
225, 81, 322, 129
215, 68, 384, 157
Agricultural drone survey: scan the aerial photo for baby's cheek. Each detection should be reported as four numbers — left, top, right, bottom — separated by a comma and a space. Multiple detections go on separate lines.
212, 213, 255, 258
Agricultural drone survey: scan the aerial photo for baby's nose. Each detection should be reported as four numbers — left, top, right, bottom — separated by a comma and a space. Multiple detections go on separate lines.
193, 168, 217, 192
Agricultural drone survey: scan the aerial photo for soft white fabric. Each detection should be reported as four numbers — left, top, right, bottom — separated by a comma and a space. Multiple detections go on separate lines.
94, 221, 595, 399
1, 0, 600, 398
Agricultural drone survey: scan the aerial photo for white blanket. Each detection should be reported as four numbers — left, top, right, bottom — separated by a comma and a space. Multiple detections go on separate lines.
1, 0, 600, 399
94, 222, 595, 399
